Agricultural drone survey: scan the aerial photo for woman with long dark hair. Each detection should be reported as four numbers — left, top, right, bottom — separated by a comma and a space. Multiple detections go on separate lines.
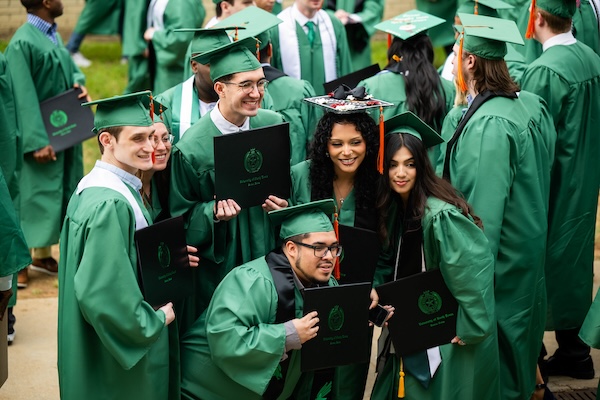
371, 112, 499, 400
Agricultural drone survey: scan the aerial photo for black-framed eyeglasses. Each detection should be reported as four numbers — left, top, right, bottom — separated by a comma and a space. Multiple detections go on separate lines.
221, 78, 269, 94
290, 241, 343, 258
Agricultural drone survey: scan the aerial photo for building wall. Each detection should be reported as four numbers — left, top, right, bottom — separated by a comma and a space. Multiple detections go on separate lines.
0, 0, 413, 39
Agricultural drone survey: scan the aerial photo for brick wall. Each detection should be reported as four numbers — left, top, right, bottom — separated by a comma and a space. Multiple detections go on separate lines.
0, 0, 414, 39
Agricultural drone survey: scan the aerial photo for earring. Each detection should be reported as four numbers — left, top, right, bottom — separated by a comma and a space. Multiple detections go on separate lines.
326, 153, 330, 158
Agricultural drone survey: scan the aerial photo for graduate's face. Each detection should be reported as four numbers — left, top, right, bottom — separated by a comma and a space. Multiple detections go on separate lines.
102, 125, 156, 175
192, 61, 218, 101
222, 0, 255, 18
255, 0, 275, 12
388, 146, 416, 204
45, 0, 64, 18
296, 0, 323, 15
152, 122, 172, 172
216, 68, 265, 125
291, 231, 338, 286
327, 123, 367, 179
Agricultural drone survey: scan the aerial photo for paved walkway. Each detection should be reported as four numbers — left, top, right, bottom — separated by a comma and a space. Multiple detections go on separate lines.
2, 263, 600, 399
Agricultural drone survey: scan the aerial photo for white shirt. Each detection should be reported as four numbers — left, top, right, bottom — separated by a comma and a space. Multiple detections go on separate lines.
210, 101, 251, 134
543, 31, 577, 52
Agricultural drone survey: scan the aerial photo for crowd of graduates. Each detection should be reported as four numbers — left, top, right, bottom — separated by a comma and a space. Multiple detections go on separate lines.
0, 0, 600, 399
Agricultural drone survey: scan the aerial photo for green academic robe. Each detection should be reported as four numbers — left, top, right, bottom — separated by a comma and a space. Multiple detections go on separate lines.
5, 24, 85, 248
371, 197, 498, 400
325, 0, 385, 70
415, 0, 457, 48
271, 9, 353, 95
57, 184, 180, 399
73, 0, 124, 35
150, 0, 205, 93
180, 255, 338, 399
169, 109, 284, 332
156, 77, 202, 143
442, 94, 554, 400
263, 65, 320, 165
496, 0, 529, 20
580, 289, 600, 393
122, 0, 151, 93
521, 42, 600, 331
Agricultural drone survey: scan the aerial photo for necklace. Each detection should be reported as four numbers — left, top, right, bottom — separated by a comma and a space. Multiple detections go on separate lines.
333, 179, 353, 209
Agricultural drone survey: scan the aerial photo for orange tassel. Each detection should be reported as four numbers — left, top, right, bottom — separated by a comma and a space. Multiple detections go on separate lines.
333, 212, 340, 280
256, 40, 260, 61
455, 33, 468, 93
387, 33, 392, 48
525, 0, 536, 39
474, 0, 479, 14
398, 358, 405, 398
234, 27, 239, 41
159, 103, 164, 121
377, 106, 384, 174
149, 94, 154, 121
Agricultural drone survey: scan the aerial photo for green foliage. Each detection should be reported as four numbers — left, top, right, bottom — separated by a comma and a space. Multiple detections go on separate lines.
371, 39, 449, 69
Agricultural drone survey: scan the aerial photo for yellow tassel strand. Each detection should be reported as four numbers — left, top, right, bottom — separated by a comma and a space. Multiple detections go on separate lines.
398, 358, 405, 398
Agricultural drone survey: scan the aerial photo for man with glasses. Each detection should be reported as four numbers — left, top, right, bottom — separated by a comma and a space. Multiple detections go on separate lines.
170, 38, 287, 333
180, 200, 345, 399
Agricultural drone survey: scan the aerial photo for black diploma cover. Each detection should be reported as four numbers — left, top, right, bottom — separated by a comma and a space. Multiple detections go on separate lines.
376, 269, 458, 355
39, 88, 95, 152
323, 64, 381, 93
301, 282, 371, 371
134, 216, 193, 308
214, 122, 291, 208
337, 224, 380, 285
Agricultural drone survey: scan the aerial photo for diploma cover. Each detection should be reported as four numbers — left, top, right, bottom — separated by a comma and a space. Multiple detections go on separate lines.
376, 269, 458, 355
337, 224, 380, 284
323, 63, 381, 93
134, 216, 193, 308
214, 122, 291, 208
301, 282, 371, 371
39, 88, 95, 152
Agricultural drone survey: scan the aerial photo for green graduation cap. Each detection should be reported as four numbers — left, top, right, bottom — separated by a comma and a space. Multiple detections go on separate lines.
269, 199, 336, 240
82, 91, 157, 133
456, 0, 513, 18
385, 111, 444, 149
535, 0, 576, 18
374, 10, 445, 40
214, 6, 283, 51
175, 27, 236, 58
457, 13, 524, 60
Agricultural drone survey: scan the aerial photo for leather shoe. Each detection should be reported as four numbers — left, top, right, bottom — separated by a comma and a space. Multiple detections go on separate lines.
30, 257, 58, 276
17, 268, 28, 289
544, 355, 595, 379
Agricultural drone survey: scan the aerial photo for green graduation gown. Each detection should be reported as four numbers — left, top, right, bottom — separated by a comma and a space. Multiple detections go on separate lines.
180, 255, 338, 399
122, 0, 152, 93
150, 0, 205, 94
371, 197, 499, 400
58, 177, 179, 399
169, 108, 284, 332
415, 0, 457, 48
156, 76, 204, 143
5, 23, 85, 248
263, 65, 320, 165
441, 93, 554, 400
72, 0, 124, 36
271, 8, 353, 95
521, 42, 600, 331
325, 0, 385, 70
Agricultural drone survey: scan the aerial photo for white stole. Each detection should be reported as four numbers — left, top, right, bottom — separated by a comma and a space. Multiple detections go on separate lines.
147, 0, 169, 30
277, 6, 338, 82
76, 167, 149, 231
179, 75, 195, 138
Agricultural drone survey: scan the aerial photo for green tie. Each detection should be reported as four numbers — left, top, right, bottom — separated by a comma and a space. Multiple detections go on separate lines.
305, 21, 315, 47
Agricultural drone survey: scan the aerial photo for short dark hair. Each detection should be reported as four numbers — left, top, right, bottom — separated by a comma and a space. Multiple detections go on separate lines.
539, 8, 572, 33
97, 126, 124, 154
21, 0, 43, 11
216, 0, 234, 17
215, 73, 234, 84
282, 233, 310, 250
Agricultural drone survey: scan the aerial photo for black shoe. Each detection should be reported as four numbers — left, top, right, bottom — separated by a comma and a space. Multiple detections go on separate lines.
545, 355, 595, 379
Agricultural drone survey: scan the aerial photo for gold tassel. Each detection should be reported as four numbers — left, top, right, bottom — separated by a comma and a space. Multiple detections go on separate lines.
398, 357, 405, 398
474, 0, 479, 14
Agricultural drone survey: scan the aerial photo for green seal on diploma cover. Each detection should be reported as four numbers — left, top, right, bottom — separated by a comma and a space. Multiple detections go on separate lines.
418, 290, 442, 315
328, 305, 345, 331
244, 148, 263, 173
50, 109, 68, 128
157, 242, 171, 268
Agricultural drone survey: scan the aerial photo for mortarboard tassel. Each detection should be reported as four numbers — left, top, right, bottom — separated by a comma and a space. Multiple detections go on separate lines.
377, 105, 384, 174
149, 94, 155, 121
474, 0, 479, 14
398, 358, 405, 398
525, 0, 537, 39
387, 33, 392, 48
333, 211, 340, 280
234, 27, 239, 41
455, 32, 468, 93
159, 103, 164, 121
256, 40, 260, 61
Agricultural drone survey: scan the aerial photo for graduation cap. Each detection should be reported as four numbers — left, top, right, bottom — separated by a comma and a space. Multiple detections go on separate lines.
384, 111, 444, 149
456, 0, 513, 18
525, 0, 576, 38
82, 91, 161, 133
375, 10, 445, 48
174, 27, 236, 58
213, 6, 283, 54
455, 13, 524, 91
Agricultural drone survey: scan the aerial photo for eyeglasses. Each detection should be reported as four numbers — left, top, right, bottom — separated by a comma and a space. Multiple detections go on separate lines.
221, 79, 269, 94
290, 241, 343, 258
151, 134, 174, 147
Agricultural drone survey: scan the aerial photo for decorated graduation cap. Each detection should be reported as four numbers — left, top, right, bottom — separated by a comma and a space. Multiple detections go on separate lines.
456, 0, 513, 18
385, 111, 444, 149
454, 13, 524, 91
375, 10, 445, 48
82, 91, 159, 133
214, 6, 283, 55
525, 0, 576, 38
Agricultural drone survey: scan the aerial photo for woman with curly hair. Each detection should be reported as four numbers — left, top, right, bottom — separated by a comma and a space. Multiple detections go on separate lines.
371, 112, 499, 400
